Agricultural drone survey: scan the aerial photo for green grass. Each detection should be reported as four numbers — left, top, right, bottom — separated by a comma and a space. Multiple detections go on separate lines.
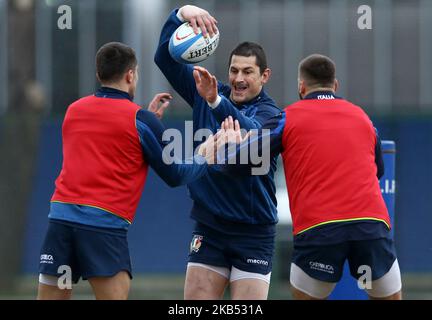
1, 273, 431, 300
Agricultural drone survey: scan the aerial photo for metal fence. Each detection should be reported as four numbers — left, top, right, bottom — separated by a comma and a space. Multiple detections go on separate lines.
1, 0, 431, 116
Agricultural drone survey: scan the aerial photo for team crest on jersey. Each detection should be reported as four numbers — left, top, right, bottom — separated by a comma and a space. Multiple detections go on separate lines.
190, 235, 203, 253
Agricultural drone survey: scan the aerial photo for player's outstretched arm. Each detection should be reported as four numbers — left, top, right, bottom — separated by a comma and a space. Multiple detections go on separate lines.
215, 114, 285, 176
136, 109, 208, 187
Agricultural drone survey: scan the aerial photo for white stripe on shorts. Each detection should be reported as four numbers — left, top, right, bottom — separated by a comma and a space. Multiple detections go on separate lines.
230, 266, 271, 284
290, 263, 337, 299
187, 262, 230, 279
366, 259, 402, 298
187, 263, 271, 284
39, 273, 59, 287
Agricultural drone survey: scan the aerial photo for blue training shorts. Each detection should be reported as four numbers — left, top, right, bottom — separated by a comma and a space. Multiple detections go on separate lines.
292, 237, 398, 282
39, 219, 132, 283
188, 222, 275, 275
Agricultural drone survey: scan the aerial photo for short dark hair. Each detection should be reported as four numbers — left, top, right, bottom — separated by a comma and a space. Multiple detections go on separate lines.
96, 42, 137, 83
299, 54, 336, 88
229, 42, 268, 74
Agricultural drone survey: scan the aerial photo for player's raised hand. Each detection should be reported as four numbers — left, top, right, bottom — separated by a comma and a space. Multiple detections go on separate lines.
218, 116, 251, 148
193, 66, 218, 104
219, 116, 240, 147
147, 93, 173, 119
179, 5, 218, 38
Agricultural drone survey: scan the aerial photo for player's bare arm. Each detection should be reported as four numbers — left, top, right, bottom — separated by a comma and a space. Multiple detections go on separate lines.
217, 116, 252, 148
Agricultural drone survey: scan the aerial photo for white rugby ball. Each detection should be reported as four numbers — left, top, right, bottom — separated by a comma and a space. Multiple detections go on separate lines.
169, 22, 219, 64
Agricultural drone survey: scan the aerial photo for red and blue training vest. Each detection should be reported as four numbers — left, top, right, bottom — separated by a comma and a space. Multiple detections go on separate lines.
51, 95, 148, 223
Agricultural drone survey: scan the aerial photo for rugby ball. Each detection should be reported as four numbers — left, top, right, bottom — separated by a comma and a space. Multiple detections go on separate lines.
169, 22, 219, 64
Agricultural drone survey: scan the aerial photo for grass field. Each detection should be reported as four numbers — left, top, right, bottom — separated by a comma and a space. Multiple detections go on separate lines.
1, 273, 431, 300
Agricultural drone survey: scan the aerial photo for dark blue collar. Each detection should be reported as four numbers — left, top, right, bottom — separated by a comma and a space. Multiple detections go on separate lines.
95, 87, 133, 101
304, 90, 341, 100
253, 88, 267, 103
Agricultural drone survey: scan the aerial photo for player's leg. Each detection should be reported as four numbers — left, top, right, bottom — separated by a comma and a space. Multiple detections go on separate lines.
88, 271, 130, 300
367, 259, 402, 300
348, 238, 402, 300
184, 263, 229, 299
37, 220, 78, 300
290, 263, 337, 299
291, 286, 320, 300
184, 224, 231, 299
290, 242, 347, 299
37, 284, 72, 300
367, 260, 402, 300
228, 231, 274, 299
369, 291, 401, 300
37, 274, 72, 300
74, 224, 133, 300
230, 267, 270, 300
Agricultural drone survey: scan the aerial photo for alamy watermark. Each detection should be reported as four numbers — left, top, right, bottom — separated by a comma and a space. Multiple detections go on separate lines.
57, 5, 72, 30
161, 121, 271, 176
357, 264, 372, 290
57, 265, 72, 289
56, 4, 371, 31
357, 5, 372, 30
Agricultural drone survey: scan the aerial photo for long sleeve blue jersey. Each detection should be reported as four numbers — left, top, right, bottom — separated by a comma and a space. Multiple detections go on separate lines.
155, 9, 281, 227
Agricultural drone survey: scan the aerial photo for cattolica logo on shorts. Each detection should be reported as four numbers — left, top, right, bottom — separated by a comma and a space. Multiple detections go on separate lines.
190, 235, 203, 253
40, 254, 54, 264
309, 261, 334, 274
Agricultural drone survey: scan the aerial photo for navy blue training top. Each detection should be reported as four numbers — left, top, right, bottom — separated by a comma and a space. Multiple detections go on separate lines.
155, 9, 281, 235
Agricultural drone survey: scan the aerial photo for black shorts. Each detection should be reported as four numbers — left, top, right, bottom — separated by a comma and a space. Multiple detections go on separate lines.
188, 222, 275, 275
39, 219, 132, 283
292, 237, 397, 282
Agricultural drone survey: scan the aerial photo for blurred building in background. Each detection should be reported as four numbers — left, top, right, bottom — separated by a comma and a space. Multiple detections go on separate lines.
1, 0, 430, 116
0, 0, 431, 298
